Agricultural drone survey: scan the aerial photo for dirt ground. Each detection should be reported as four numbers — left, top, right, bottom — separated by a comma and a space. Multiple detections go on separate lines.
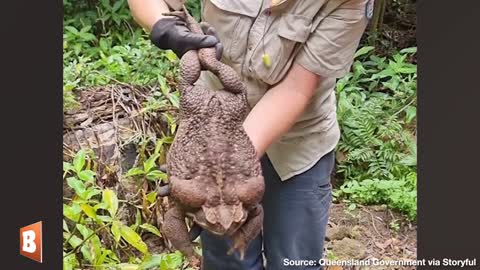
178, 201, 417, 270
324, 202, 417, 270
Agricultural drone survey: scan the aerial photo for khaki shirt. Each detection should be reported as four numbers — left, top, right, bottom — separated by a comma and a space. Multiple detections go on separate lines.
196, 0, 368, 180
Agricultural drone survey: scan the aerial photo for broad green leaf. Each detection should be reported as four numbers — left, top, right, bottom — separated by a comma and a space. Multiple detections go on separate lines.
371, 68, 395, 79
78, 170, 96, 182
162, 136, 174, 144
163, 113, 177, 134
66, 234, 93, 263
165, 50, 178, 62
168, 92, 180, 108
112, 0, 124, 12
96, 215, 113, 223
76, 224, 102, 263
400, 155, 417, 167
140, 223, 162, 237
139, 254, 162, 269
159, 75, 169, 94
90, 235, 103, 264
126, 167, 144, 177
79, 32, 97, 41
97, 249, 119, 265
65, 26, 79, 35
144, 153, 160, 173
400, 47, 417, 54
63, 219, 70, 233
80, 25, 92, 33
80, 204, 97, 220
102, 189, 119, 218
99, 38, 109, 51
73, 149, 86, 173
119, 223, 149, 254
161, 251, 184, 269
63, 162, 74, 173
63, 203, 81, 221
96, 250, 109, 266
111, 221, 122, 243
405, 106, 417, 123
146, 170, 167, 181
354, 46, 375, 59
160, 259, 169, 270
146, 192, 157, 204
66, 233, 82, 248
94, 202, 108, 211
84, 188, 102, 200
63, 252, 78, 270
76, 224, 93, 239
396, 66, 417, 74
116, 264, 139, 270
66, 177, 86, 197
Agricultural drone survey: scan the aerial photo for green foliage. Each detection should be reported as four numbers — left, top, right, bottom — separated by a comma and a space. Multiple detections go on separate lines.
126, 138, 172, 182
186, 0, 202, 21
62, 0, 207, 111
63, 149, 187, 269
334, 46, 417, 220
63, 0, 180, 111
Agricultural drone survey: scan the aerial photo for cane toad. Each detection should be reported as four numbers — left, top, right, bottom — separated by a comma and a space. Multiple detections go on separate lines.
159, 6, 265, 266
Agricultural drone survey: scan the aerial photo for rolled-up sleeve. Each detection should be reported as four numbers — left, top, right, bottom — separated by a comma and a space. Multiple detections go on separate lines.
295, 0, 369, 78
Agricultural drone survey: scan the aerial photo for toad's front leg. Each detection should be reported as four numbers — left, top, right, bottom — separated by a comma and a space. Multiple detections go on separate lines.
178, 50, 201, 94
163, 205, 201, 267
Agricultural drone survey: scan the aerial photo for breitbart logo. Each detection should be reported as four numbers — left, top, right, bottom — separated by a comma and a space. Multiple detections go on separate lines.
20, 221, 43, 263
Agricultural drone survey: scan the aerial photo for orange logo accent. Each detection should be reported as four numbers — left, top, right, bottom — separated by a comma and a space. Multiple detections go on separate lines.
20, 221, 43, 263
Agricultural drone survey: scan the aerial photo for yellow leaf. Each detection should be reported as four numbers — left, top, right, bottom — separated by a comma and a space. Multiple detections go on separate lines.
102, 189, 119, 218
120, 224, 149, 255
80, 204, 97, 219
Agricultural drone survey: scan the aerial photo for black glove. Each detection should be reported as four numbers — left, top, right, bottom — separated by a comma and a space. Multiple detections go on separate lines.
150, 16, 223, 59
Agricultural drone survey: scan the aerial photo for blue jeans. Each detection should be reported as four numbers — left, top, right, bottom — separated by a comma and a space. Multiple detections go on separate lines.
200, 151, 335, 270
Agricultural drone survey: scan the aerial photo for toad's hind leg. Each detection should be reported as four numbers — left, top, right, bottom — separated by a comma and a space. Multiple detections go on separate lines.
163, 206, 201, 266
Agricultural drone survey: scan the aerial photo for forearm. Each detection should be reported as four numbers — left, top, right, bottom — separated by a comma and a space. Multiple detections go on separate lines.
127, 0, 170, 31
243, 63, 320, 158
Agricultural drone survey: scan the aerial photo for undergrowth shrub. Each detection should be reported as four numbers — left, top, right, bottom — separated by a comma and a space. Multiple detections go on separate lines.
63, 149, 193, 270
63, 0, 201, 111
334, 46, 417, 220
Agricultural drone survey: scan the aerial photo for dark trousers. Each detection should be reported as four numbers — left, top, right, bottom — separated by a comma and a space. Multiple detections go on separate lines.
200, 151, 335, 270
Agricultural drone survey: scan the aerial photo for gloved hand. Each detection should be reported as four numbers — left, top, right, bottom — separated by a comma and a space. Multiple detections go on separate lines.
150, 16, 223, 60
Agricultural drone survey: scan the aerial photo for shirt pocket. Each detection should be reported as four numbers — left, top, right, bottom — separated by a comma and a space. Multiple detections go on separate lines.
248, 13, 312, 86
202, 0, 260, 66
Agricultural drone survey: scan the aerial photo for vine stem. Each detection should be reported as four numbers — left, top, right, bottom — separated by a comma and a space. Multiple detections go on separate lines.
391, 96, 417, 118
63, 223, 111, 258
63, 214, 84, 249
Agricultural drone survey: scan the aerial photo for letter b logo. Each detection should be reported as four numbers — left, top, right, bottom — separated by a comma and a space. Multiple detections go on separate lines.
20, 221, 42, 263
22, 230, 36, 253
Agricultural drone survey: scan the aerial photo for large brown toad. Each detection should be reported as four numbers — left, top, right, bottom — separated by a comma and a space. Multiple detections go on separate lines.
158, 7, 265, 266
